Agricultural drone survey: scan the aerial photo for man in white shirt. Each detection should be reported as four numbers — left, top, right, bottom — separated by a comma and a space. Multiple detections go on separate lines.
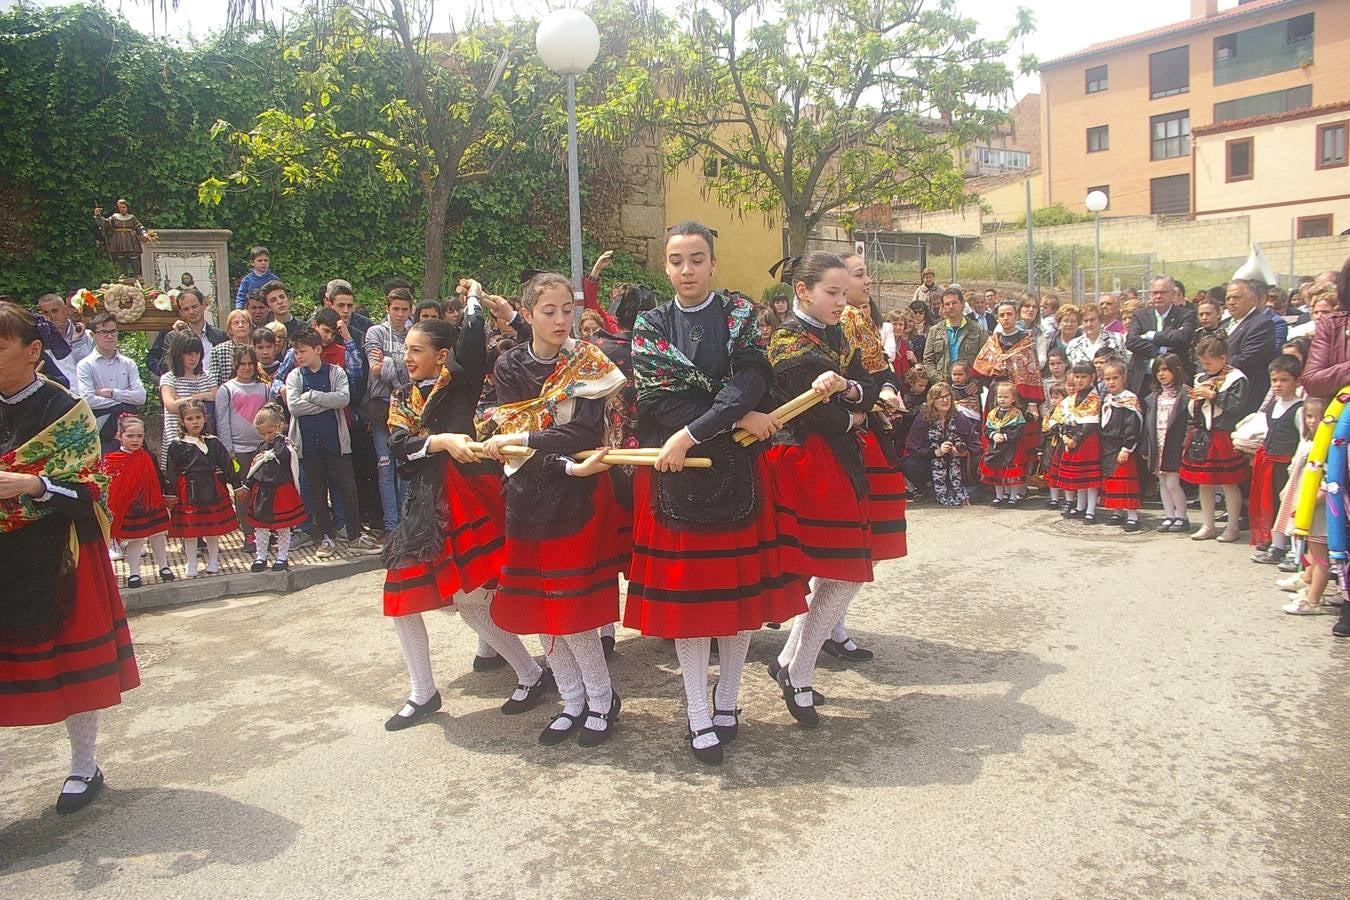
76, 312, 147, 448
37, 293, 94, 386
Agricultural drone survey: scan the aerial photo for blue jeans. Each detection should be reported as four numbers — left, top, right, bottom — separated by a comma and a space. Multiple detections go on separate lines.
371, 418, 406, 532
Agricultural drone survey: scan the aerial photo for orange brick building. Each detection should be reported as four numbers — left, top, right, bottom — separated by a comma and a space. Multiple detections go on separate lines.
1038, 0, 1350, 217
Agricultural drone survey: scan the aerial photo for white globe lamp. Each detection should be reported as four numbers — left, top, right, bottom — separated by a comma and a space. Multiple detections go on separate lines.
536, 9, 601, 76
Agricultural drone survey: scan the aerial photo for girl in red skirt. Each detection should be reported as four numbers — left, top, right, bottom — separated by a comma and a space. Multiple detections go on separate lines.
103, 413, 175, 588
165, 399, 241, 576
831, 250, 906, 664
980, 382, 1027, 505
1, 302, 139, 814
626, 221, 806, 764
1058, 362, 1104, 523
1041, 384, 1069, 510
1181, 335, 1250, 542
243, 404, 306, 572
765, 251, 881, 729
478, 273, 628, 748
1098, 360, 1143, 532
1249, 354, 1302, 561
380, 308, 551, 732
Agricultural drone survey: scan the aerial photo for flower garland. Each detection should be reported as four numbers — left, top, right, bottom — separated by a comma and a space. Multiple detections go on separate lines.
68, 281, 177, 323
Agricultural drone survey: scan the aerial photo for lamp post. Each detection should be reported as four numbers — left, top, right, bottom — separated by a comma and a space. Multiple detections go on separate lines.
1085, 190, 1108, 301
536, 10, 601, 325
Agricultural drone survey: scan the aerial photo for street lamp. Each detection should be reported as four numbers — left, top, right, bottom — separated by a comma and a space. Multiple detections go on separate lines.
536, 10, 601, 323
1085, 190, 1108, 301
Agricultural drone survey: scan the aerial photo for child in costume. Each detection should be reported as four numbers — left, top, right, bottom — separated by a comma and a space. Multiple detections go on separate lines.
1098, 360, 1144, 532
102, 413, 174, 588
243, 404, 307, 572
165, 399, 241, 576
1181, 335, 1250, 542
980, 381, 1026, 506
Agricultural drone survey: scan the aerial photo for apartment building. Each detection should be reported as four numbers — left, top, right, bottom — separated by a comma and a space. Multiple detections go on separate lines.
1038, 0, 1350, 217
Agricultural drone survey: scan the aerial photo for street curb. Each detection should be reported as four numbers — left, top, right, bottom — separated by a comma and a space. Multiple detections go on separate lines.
122, 555, 385, 613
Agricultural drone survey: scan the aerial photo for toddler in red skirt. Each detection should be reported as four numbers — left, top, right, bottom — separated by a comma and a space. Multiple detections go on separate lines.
1098, 361, 1143, 532
244, 404, 307, 571
1180, 334, 1250, 542
164, 399, 241, 576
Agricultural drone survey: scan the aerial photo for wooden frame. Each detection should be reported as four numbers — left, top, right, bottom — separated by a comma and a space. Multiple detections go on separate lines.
1225, 137, 1254, 182
1296, 215, 1333, 239
1315, 120, 1348, 171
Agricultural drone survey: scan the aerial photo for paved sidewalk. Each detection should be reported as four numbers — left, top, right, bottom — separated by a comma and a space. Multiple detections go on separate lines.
109, 531, 385, 612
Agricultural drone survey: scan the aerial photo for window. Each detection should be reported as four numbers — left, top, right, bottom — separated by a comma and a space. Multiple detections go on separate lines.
1317, 121, 1347, 170
1150, 174, 1190, 216
1150, 110, 1190, 160
1085, 65, 1108, 94
1297, 215, 1332, 239
1087, 185, 1110, 209
1149, 46, 1189, 99
1214, 86, 1312, 122
973, 147, 1031, 171
1214, 13, 1315, 85
1226, 138, 1254, 182
1086, 126, 1109, 153
701, 156, 720, 177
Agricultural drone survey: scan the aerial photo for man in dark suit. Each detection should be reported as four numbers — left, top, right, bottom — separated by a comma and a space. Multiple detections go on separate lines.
146, 287, 228, 379
1222, 278, 1277, 417
967, 288, 997, 332
1126, 275, 1197, 396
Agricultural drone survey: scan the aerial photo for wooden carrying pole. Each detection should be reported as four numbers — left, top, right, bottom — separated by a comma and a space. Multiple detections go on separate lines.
466, 442, 712, 468
732, 387, 829, 447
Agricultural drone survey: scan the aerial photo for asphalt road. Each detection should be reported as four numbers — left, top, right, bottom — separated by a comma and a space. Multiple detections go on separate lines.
2, 505, 1347, 898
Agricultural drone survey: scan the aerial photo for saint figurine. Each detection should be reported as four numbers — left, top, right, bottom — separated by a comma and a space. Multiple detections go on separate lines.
93, 199, 151, 278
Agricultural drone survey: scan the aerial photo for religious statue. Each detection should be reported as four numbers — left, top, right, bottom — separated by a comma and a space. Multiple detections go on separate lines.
93, 199, 155, 278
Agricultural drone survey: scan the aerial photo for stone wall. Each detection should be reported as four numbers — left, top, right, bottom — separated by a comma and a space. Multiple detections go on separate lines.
607, 133, 666, 272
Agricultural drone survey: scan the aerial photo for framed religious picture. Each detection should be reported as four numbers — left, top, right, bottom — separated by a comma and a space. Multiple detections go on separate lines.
139, 229, 233, 330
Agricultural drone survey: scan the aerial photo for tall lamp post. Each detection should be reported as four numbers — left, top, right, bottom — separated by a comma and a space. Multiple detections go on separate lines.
536, 10, 601, 325
1085, 190, 1108, 301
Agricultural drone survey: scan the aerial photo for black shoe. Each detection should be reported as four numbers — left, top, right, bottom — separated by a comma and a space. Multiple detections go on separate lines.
501, 669, 555, 715
1156, 518, 1175, 532
822, 638, 874, 662
1122, 519, 1141, 533
1106, 513, 1123, 526
126, 574, 142, 589
1334, 604, 1350, 638
1082, 514, 1097, 525
775, 665, 819, 727
711, 677, 740, 744
577, 692, 621, 747
1044, 497, 1060, 509
1063, 507, 1084, 519
272, 559, 289, 571
250, 560, 267, 573
55, 768, 104, 814
539, 709, 586, 746
767, 660, 826, 705
1251, 548, 1286, 565
990, 496, 1004, 507
1006, 494, 1024, 507
1059, 501, 1074, 514
1169, 519, 1191, 533
384, 692, 442, 731
159, 567, 175, 583
601, 634, 616, 659
688, 726, 724, 765
472, 653, 507, 672
764, 622, 781, 630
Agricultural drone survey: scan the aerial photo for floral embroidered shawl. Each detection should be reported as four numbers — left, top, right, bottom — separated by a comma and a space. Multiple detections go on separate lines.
972, 329, 1045, 402
632, 291, 759, 402
840, 304, 887, 374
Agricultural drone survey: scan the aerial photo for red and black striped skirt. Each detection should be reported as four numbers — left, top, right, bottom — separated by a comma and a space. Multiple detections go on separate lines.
246, 482, 308, 531
111, 502, 170, 540
1057, 432, 1102, 490
1247, 447, 1291, 546
979, 455, 1024, 487
0, 535, 140, 727
492, 475, 623, 636
383, 470, 505, 617
1100, 455, 1142, 509
1043, 440, 1064, 490
1180, 428, 1249, 486
765, 434, 873, 583
169, 477, 238, 538
860, 430, 908, 562
623, 457, 808, 639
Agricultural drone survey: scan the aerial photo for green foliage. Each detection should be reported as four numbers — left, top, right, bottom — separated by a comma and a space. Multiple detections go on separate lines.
0, 2, 658, 313
1000, 203, 1096, 230
659, 0, 1031, 256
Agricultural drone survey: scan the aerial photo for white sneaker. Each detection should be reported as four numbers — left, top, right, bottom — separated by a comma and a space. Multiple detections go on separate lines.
350, 533, 385, 554
316, 537, 337, 559
1276, 574, 1304, 592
